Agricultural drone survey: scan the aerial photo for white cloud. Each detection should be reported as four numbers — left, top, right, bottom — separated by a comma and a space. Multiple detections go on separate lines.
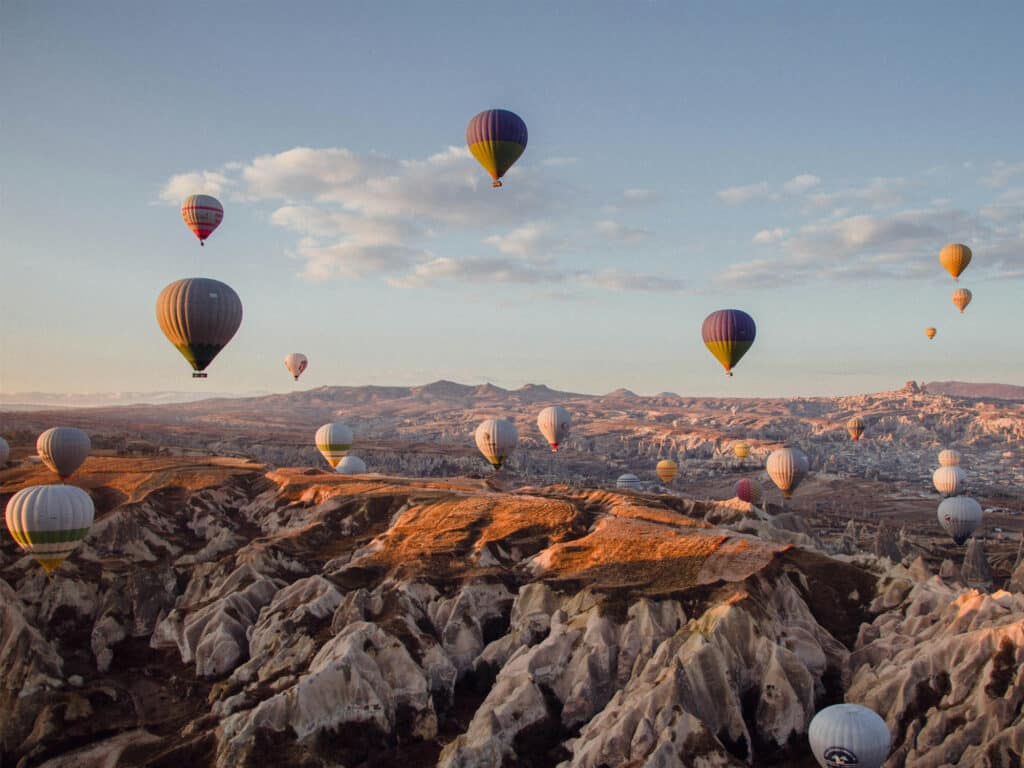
391, 256, 560, 288
159, 170, 234, 202
983, 161, 1024, 188
752, 227, 789, 244
803, 177, 906, 211
484, 223, 557, 258
581, 269, 686, 292
293, 238, 426, 281
783, 174, 821, 194
717, 181, 774, 205
595, 220, 653, 242
623, 188, 657, 202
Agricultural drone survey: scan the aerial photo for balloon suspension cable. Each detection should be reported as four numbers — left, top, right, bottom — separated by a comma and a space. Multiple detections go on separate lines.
492, 180, 503, 188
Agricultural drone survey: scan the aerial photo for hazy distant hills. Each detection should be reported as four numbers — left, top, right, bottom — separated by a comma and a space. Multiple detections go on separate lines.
925, 381, 1024, 401
0, 390, 270, 410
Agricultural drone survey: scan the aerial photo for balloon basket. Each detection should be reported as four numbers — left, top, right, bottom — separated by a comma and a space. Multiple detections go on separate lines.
192, 373, 208, 379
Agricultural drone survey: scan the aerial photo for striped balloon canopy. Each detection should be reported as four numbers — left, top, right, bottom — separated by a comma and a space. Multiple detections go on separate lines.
847, 416, 865, 442
702, 309, 757, 376
181, 194, 224, 246
466, 109, 528, 188
316, 423, 354, 468
735, 478, 763, 506
475, 419, 518, 469
156, 278, 243, 378
952, 288, 972, 313
655, 459, 678, 484
938, 243, 971, 281
6, 485, 95, 573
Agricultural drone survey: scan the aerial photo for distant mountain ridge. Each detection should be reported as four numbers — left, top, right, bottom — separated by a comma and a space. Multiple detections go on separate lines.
925, 381, 1024, 401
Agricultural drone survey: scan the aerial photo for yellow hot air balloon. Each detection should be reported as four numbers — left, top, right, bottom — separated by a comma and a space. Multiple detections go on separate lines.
734, 443, 751, 460
925, 327, 937, 340
952, 288, 972, 314
655, 459, 678, 484
846, 416, 865, 442
939, 243, 971, 281
315, 423, 353, 468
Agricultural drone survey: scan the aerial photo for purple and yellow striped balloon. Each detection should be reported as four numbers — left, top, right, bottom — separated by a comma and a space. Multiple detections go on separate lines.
701, 309, 757, 376
466, 109, 528, 188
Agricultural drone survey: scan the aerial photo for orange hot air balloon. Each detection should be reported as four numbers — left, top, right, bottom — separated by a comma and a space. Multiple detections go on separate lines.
846, 416, 865, 442
181, 195, 224, 246
925, 327, 937, 340
655, 459, 678, 484
952, 288, 972, 314
939, 243, 971, 281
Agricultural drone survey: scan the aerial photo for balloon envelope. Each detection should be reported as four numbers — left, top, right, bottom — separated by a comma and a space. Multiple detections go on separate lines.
939, 243, 971, 280
475, 419, 518, 469
933, 466, 967, 497
938, 496, 982, 545
702, 309, 756, 376
938, 449, 961, 467
616, 473, 642, 490
315, 423, 353, 468
156, 278, 243, 377
0, 437, 9, 466
809, 704, 891, 768
766, 447, 808, 499
466, 109, 528, 187
181, 194, 224, 245
735, 478, 763, 506
6, 484, 95, 573
925, 327, 937, 340
655, 460, 678, 483
36, 427, 91, 479
847, 417, 865, 442
285, 353, 308, 381
734, 443, 751, 460
537, 406, 571, 451
335, 455, 367, 475
952, 288, 972, 313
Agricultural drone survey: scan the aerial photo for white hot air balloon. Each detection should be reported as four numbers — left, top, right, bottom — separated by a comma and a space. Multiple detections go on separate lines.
315, 423, 353, 468
938, 496, 983, 545
5, 484, 95, 573
475, 419, 518, 469
766, 447, 808, 499
0, 436, 9, 466
938, 449, 961, 467
809, 704, 891, 768
616, 473, 642, 490
284, 353, 308, 381
36, 427, 91, 480
335, 456, 367, 475
537, 406, 571, 452
932, 466, 967, 497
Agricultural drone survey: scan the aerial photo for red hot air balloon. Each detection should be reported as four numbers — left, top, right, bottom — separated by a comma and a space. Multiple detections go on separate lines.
702, 309, 757, 376
181, 195, 224, 246
466, 110, 528, 188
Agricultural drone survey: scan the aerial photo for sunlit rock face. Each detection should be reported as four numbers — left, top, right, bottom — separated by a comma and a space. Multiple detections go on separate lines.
1, 454, 1022, 767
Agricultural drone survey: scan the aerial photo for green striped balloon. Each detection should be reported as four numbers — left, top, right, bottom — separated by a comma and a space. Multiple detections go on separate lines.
5, 485, 94, 573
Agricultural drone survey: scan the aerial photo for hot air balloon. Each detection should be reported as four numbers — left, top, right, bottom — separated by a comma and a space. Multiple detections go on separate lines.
475, 419, 518, 469
847, 416, 865, 442
36, 427, 90, 480
939, 243, 971, 281
466, 109, 528, 188
766, 447, 808, 499
925, 327, 937, 340
938, 496, 982, 545
537, 406, 571, 452
5, 485, 95, 573
702, 309, 756, 376
656, 459, 678, 484
809, 704, 891, 768
335, 456, 367, 475
181, 194, 224, 246
157, 278, 243, 378
0, 437, 9, 466
616, 473, 642, 490
734, 443, 751, 460
952, 288, 972, 313
938, 449, 961, 467
735, 478, 763, 506
933, 466, 967, 497
315, 423, 353, 468
285, 353, 308, 381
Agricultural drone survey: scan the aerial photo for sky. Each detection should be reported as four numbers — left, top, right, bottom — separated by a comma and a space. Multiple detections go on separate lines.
2, 1, 1022, 398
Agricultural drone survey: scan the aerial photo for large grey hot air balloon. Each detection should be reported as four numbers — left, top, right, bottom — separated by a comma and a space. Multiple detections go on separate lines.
0, 436, 9, 466
284, 353, 308, 381
616, 473, 642, 490
315, 423, 353, 468
335, 455, 367, 475
938, 496, 982, 545
156, 278, 243, 378
809, 704, 891, 768
932, 466, 967, 497
766, 447, 808, 499
475, 419, 518, 469
537, 406, 571, 452
5, 484, 95, 573
938, 449, 961, 467
37, 427, 91, 480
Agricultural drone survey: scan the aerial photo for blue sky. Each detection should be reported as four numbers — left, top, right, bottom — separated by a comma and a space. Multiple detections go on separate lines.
2, 1, 1022, 397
